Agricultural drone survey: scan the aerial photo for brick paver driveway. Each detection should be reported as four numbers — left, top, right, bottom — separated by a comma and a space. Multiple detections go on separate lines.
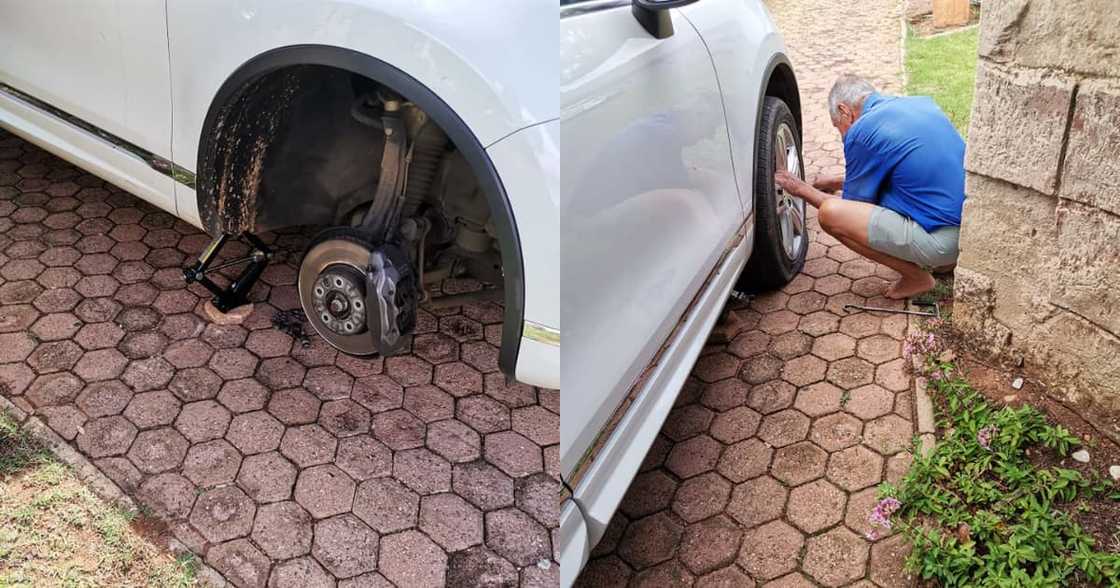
577, 1, 915, 587
0, 130, 558, 586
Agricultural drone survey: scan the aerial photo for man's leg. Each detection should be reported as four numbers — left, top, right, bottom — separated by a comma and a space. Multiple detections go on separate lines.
816, 199, 935, 299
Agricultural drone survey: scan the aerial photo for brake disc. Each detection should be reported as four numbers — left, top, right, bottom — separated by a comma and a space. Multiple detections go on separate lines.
297, 228, 415, 356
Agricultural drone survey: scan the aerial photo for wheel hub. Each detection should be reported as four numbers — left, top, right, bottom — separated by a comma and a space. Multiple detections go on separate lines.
311, 266, 367, 336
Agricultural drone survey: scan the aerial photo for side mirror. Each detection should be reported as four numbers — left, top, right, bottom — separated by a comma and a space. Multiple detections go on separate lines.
632, 0, 700, 39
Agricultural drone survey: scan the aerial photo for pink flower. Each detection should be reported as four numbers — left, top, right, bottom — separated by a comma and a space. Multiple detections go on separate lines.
868, 497, 902, 530
977, 425, 997, 450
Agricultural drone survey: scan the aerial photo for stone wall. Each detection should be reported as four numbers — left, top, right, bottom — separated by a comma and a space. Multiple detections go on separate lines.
956, 0, 1120, 441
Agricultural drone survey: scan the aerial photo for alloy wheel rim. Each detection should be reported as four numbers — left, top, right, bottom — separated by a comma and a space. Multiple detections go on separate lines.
774, 123, 806, 260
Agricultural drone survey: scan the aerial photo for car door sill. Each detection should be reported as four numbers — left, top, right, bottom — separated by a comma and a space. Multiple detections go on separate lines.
0, 82, 195, 189
568, 213, 754, 542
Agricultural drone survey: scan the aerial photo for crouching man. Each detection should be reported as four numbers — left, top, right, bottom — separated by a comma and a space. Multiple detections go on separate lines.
776, 74, 965, 299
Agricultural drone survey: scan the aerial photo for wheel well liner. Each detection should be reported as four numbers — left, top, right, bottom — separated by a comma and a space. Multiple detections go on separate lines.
198, 44, 524, 377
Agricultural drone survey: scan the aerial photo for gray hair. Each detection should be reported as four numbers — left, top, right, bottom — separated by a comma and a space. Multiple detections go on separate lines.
828, 75, 876, 119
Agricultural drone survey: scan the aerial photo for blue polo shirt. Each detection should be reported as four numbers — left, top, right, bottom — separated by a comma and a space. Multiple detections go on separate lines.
842, 93, 966, 232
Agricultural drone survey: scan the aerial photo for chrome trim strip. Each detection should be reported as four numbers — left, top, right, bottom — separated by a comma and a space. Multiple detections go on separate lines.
0, 82, 196, 189
523, 321, 560, 346
561, 0, 629, 19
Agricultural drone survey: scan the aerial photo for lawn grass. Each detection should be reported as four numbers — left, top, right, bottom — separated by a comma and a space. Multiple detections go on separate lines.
0, 412, 200, 587
905, 26, 980, 138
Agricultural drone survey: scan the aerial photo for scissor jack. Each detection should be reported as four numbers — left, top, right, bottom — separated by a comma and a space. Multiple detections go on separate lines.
182, 233, 273, 312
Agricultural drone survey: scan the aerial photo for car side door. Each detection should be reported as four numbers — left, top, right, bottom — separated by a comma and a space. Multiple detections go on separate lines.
560, 0, 743, 475
0, 0, 177, 213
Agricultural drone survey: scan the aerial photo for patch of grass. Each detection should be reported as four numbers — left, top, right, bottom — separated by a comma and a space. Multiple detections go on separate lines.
876, 326, 1120, 586
905, 26, 979, 138
0, 412, 199, 587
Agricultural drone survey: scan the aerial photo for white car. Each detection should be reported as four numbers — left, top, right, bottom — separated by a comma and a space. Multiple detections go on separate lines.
0, 0, 559, 389
560, 0, 804, 583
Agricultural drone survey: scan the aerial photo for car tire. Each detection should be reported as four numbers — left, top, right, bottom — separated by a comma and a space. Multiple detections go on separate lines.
737, 96, 808, 293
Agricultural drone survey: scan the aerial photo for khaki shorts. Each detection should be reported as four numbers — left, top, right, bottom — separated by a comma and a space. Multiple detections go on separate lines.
867, 206, 959, 268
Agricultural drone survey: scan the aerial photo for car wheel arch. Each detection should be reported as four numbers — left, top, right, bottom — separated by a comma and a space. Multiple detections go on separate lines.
195, 44, 526, 377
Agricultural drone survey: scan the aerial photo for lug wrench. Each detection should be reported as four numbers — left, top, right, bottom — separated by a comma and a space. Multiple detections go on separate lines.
842, 302, 940, 318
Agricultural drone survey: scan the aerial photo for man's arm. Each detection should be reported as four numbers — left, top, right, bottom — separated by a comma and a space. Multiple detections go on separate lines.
775, 170, 840, 209
812, 174, 844, 193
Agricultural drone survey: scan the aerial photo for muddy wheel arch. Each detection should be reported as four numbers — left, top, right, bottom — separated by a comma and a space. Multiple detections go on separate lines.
197, 44, 525, 376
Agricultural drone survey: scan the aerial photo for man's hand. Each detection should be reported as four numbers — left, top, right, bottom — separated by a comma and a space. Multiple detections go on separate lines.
775, 169, 808, 197
811, 174, 844, 193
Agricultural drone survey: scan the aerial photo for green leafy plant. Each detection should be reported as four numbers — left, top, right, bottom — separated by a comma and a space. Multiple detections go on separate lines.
875, 327, 1120, 586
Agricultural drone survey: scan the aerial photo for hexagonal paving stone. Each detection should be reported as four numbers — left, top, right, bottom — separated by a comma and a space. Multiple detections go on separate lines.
857, 334, 901, 364
280, 424, 338, 467
793, 381, 844, 417
802, 527, 869, 587
425, 419, 481, 464
39, 405, 86, 440
699, 378, 749, 411
138, 472, 196, 519
863, 414, 913, 455
335, 435, 392, 481
771, 441, 828, 486
76, 415, 137, 458
757, 410, 810, 447
695, 565, 754, 587
74, 322, 125, 350
746, 380, 796, 414
189, 486, 256, 543
811, 332, 857, 361
483, 372, 537, 408
269, 557, 333, 588
258, 357, 307, 389
631, 560, 692, 586
124, 357, 178, 394
717, 438, 773, 483
826, 445, 884, 491
758, 310, 799, 335
352, 375, 404, 413
371, 409, 427, 450
708, 406, 760, 445
781, 354, 827, 387
728, 330, 770, 358
175, 399, 230, 443
810, 412, 863, 451
318, 399, 371, 438
740, 354, 782, 385
726, 476, 787, 528
433, 362, 483, 397
876, 358, 910, 392
665, 434, 721, 479
393, 447, 452, 495
127, 427, 189, 474
123, 390, 181, 428
266, 387, 321, 425
770, 331, 813, 361
75, 381, 133, 418
515, 472, 558, 528
845, 384, 895, 420
295, 464, 356, 519
672, 472, 732, 523
447, 546, 519, 588
419, 492, 483, 552
692, 352, 739, 383
678, 515, 742, 575
208, 347, 258, 380
312, 513, 380, 578
826, 357, 875, 389
619, 470, 677, 519
304, 366, 354, 400
511, 405, 559, 447
385, 356, 434, 387
869, 533, 912, 587
206, 539, 271, 588
484, 431, 541, 478
453, 460, 514, 512
238, 451, 298, 503
27, 341, 82, 374
378, 530, 446, 588
182, 439, 242, 487
737, 520, 804, 581
168, 367, 222, 402
787, 479, 846, 533
226, 410, 284, 455
252, 500, 313, 560
217, 378, 269, 413
844, 487, 889, 540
